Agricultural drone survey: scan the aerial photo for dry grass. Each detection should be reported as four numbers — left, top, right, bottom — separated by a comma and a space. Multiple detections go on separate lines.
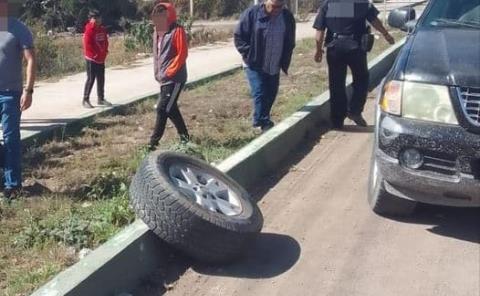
1, 30, 405, 295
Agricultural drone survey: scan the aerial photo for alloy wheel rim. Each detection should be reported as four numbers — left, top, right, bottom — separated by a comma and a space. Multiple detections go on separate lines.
168, 163, 243, 216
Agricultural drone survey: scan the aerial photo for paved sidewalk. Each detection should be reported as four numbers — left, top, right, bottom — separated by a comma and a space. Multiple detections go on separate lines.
20, 21, 316, 141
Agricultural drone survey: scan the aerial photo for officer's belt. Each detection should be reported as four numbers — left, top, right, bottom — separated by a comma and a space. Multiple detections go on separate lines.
332, 33, 357, 40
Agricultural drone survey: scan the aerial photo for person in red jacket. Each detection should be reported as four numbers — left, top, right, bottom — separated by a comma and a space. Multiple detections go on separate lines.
82, 10, 111, 108
148, 2, 189, 150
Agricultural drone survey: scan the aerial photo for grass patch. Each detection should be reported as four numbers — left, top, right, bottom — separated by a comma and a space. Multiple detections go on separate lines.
1, 30, 405, 295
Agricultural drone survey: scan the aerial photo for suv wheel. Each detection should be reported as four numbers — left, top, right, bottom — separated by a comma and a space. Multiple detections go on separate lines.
368, 156, 417, 216
130, 152, 263, 263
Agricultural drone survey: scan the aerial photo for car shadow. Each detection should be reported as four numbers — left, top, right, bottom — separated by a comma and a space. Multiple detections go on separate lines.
389, 204, 480, 244
133, 233, 301, 295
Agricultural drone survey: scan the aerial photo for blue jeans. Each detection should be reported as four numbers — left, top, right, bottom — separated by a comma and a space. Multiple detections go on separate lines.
245, 67, 280, 127
0, 92, 22, 189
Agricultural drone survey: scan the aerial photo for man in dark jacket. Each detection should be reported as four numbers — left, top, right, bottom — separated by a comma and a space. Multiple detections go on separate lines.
148, 2, 189, 150
82, 10, 111, 108
234, 0, 296, 132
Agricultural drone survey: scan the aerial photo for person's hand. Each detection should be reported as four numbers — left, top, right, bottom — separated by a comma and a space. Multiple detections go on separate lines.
384, 33, 395, 45
314, 49, 324, 63
20, 91, 33, 112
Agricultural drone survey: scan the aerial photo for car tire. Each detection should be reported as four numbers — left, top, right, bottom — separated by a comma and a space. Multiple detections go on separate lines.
368, 156, 417, 216
130, 151, 263, 263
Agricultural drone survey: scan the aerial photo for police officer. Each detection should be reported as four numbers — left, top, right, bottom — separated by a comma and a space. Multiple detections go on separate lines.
313, 0, 394, 129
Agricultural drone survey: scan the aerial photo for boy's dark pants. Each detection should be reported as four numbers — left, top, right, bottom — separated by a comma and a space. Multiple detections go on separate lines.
83, 60, 105, 101
150, 83, 189, 146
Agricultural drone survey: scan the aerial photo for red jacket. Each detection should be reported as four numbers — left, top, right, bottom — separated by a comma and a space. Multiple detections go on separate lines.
83, 21, 109, 64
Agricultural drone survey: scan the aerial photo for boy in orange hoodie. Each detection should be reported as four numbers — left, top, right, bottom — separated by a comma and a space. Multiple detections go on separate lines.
82, 10, 111, 108
149, 3, 189, 150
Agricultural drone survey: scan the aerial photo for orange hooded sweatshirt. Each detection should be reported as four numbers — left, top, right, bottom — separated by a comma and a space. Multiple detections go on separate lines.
153, 2, 188, 84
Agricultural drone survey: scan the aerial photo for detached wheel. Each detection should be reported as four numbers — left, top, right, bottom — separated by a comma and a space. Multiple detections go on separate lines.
130, 151, 263, 263
368, 156, 416, 216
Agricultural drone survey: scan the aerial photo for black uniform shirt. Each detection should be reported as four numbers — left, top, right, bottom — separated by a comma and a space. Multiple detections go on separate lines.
313, 0, 379, 43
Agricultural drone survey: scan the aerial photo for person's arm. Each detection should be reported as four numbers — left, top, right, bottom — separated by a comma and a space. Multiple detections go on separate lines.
165, 28, 188, 79
84, 26, 98, 59
313, 2, 328, 63
21, 48, 36, 111
370, 18, 395, 45
105, 28, 109, 54
315, 29, 325, 63
234, 9, 252, 60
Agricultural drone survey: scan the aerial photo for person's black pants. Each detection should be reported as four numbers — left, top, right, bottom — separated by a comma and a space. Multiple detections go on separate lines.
326, 48, 369, 126
150, 83, 189, 146
83, 60, 105, 101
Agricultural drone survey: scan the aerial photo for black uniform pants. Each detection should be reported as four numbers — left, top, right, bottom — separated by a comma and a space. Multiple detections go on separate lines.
150, 83, 189, 145
327, 47, 369, 126
83, 60, 105, 101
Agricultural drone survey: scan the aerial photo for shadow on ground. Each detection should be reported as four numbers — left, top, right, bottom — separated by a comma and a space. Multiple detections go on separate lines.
193, 233, 301, 279
388, 204, 480, 244
133, 233, 301, 295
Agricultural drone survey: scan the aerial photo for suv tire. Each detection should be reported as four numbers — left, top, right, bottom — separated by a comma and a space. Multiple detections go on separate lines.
130, 151, 263, 263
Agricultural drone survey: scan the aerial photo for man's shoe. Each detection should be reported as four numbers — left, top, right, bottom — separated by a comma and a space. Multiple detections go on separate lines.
83, 100, 94, 109
261, 121, 275, 132
4, 187, 22, 200
332, 122, 344, 130
97, 99, 113, 106
253, 126, 263, 135
347, 114, 368, 127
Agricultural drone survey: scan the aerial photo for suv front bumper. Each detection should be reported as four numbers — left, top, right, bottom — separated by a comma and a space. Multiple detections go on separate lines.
376, 115, 480, 207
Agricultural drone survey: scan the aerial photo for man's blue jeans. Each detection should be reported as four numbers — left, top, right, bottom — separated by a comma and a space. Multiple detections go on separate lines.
245, 67, 280, 128
0, 92, 22, 189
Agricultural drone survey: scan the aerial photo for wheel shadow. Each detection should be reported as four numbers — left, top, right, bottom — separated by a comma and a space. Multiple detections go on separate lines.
133, 233, 301, 295
192, 232, 301, 279
388, 204, 480, 244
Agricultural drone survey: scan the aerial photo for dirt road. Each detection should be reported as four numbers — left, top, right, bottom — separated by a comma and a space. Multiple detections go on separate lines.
161, 97, 480, 296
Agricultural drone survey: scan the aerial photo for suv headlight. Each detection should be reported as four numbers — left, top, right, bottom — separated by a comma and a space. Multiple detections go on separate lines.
380, 80, 459, 125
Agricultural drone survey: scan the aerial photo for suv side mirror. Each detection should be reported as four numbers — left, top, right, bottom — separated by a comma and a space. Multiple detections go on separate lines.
388, 7, 416, 32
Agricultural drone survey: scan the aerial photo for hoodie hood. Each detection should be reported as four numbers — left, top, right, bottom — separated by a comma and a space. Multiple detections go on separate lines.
154, 2, 177, 26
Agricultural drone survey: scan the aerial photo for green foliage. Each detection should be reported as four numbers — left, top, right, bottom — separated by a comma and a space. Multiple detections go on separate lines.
32, 33, 84, 78
21, 0, 139, 32
83, 169, 130, 200
6, 263, 63, 296
124, 19, 154, 52
178, 13, 194, 37
13, 195, 135, 250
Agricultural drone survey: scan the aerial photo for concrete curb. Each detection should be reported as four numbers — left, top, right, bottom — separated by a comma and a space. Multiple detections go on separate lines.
21, 65, 242, 149
32, 40, 405, 296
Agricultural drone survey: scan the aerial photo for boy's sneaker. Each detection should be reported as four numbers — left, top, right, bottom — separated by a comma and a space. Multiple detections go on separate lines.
83, 100, 94, 109
97, 99, 113, 106
180, 134, 190, 144
148, 142, 158, 152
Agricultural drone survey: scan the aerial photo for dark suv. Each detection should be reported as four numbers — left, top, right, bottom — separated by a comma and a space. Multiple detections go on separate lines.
369, 0, 480, 216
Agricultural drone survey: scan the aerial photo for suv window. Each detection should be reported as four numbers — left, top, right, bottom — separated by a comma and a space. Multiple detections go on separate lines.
421, 0, 480, 28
